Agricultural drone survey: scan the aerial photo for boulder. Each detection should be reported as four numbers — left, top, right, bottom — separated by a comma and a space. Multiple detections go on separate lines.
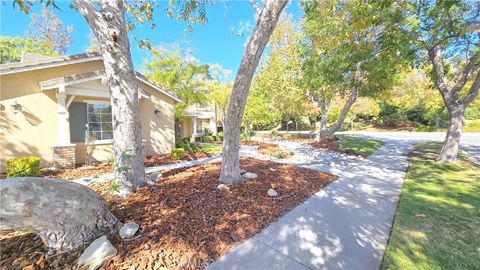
119, 222, 139, 239
76, 235, 117, 270
0, 177, 120, 252
240, 169, 247, 175
267, 188, 278, 197
242, 172, 257, 179
216, 184, 230, 191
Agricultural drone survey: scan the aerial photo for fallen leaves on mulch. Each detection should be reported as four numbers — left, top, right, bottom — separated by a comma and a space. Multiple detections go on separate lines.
0, 158, 337, 270
240, 141, 294, 158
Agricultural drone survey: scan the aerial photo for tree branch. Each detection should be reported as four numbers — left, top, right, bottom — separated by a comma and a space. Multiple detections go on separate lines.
428, 46, 451, 102
249, 0, 261, 15
452, 52, 480, 93
462, 70, 480, 107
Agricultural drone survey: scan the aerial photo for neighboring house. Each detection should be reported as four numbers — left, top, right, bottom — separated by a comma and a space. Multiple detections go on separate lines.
179, 103, 217, 141
0, 52, 181, 171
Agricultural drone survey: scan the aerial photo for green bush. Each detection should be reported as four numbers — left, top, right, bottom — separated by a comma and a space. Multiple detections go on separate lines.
465, 119, 480, 128
271, 129, 279, 137
170, 148, 186, 160
6, 156, 41, 177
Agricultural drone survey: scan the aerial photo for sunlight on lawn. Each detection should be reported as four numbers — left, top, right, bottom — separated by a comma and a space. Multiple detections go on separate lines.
381, 142, 480, 270
336, 135, 384, 155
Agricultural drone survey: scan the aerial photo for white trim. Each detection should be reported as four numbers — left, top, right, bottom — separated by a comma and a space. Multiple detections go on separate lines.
67, 87, 109, 98
40, 75, 104, 90
84, 99, 110, 105
66, 95, 75, 109
1, 56, 102, 75
90, 139, 113, 145
137, 77, 182, 102
56, 87, 69, 145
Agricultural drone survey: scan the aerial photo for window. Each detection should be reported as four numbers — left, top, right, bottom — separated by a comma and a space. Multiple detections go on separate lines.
87, 103, 113, 140
196, 119, 210, 133
196, 103, 209, 111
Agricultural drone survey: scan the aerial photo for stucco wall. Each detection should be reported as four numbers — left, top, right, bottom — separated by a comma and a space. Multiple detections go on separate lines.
139, 81, 176, 157
0, 61, 103, 170
0, 60, 176, 171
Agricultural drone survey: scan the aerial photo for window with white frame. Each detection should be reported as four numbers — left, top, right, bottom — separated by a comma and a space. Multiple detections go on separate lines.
87, 102, 113, 140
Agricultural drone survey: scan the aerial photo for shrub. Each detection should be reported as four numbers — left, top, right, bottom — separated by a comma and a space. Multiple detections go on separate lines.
6, 156, 41, 177
170, 148, 186, 160
202, 135, 215, 142
271, 129, 279, 137
272, 150, 290, 159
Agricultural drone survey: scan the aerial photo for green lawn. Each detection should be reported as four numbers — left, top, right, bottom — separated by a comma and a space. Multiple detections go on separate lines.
336, 135, 384, 155
381, 142, 480, 270
196, 143, 222, 155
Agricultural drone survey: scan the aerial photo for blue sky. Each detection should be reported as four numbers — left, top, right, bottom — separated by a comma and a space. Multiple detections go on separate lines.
1, 1, 303, 80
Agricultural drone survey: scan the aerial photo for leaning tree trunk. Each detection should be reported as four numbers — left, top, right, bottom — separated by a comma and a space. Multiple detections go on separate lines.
316, 98, 330, 141
317, 89, 358, 140
0, 177, 120, 253
219, 0, 288, 183
74, 0, 145, 195
439, 105, 465, 162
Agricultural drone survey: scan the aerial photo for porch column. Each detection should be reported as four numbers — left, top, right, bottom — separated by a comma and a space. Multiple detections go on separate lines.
53, 85, 75, 168
191, 117, 197, 143
56, 85, 69, 145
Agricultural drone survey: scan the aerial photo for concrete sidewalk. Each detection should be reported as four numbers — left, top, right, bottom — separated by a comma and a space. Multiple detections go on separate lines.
207, 140, 412, 270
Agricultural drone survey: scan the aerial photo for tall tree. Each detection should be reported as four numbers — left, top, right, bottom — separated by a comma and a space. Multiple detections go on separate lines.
26, 7, 73, 54
219, 0, 288, 183
13, 0, 210, 195
302, 0, 411, 140
0, 36, 58, 63
145, 47, 210, 120
403, 0, 480, 162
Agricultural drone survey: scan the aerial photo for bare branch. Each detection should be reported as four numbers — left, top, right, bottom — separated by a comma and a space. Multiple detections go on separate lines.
462, 70, 480, 107
249, 0, 261, 15
428, 46, 451, 101
452, 52, 480, 93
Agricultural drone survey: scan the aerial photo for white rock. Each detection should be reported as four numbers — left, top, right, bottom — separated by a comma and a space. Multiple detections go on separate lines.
269, 168, 276, 172
119, 222, 139, 239
240, 169, 247, 175
216, 184, 230, 191
242, 172, 257, 179
76, 235, 117, 270
267, 188, 278, 197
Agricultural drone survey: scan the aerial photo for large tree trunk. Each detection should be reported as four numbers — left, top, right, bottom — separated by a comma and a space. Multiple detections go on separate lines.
317, 89, 358, 140
219, 0, 288, 183
0, 177, 120, 253
74, 0, 145, 195
439, 105, 465, 162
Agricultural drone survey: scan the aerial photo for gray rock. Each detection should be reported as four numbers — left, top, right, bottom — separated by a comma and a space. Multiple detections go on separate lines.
216, 184, 230, 191
119, 222, 139, 239
76, 235, 117, 270
243, 172, 257, 179
240, 169, 247, 175
267, 188, 278, 197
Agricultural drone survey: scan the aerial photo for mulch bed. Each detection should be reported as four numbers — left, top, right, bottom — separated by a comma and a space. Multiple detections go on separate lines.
0, 157, 337, 270
240, 140, 294, 158
308, 137, 368, 158
1, 153, 215, 181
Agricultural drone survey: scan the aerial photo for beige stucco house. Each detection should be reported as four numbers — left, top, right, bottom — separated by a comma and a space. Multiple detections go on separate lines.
0, 52, 181, 171
179, 103, 217, 141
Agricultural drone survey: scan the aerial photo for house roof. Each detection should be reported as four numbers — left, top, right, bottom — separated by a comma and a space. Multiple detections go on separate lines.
0, 52, 182, 102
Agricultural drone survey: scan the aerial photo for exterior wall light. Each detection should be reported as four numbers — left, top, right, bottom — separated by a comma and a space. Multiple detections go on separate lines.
11, 101, 22, 114
154, 109, 160, 116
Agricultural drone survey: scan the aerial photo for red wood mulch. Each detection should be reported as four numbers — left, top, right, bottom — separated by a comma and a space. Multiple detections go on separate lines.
0, 153, 214, 181
0, 157, 337, 270
240, 140, 294, 158
308, 138, 368, 158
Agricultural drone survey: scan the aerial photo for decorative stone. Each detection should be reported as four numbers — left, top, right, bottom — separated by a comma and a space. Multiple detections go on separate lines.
216, 184, 230, 191
269, 168, 276, 172
267, 188, 278, 197
119, 222, 139, 239
76, 235, 117, 270
242, 172, 257, 179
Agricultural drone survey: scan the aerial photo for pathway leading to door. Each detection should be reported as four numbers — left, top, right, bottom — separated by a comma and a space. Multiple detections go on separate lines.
207, 139, 412, 270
